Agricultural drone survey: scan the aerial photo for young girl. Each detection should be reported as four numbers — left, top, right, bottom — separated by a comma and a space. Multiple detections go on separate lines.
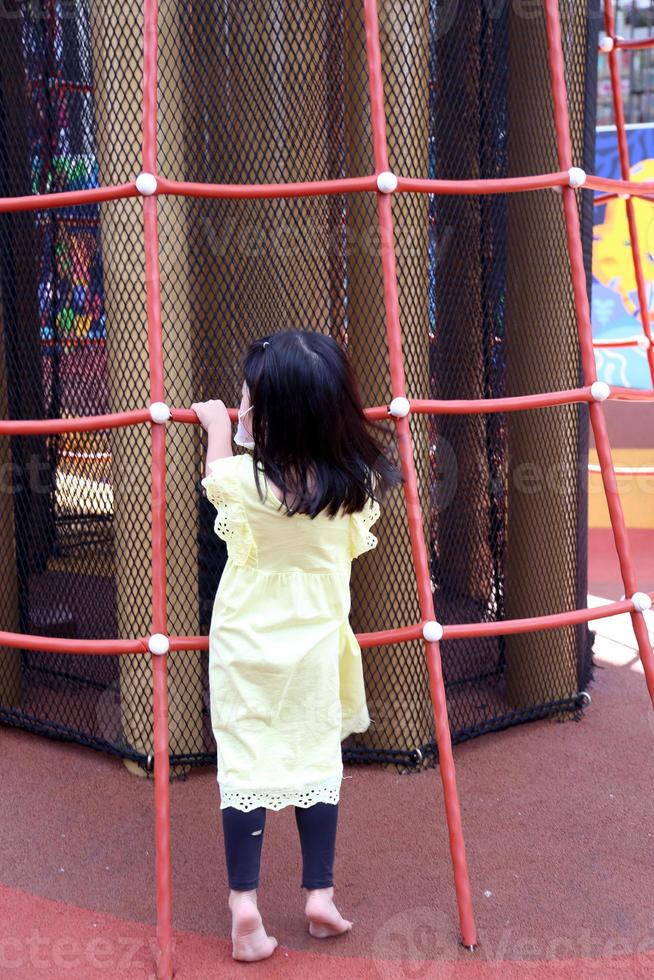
192, 329, 403, 962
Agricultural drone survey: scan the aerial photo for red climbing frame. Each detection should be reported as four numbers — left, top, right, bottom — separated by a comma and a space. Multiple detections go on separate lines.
1, 1, 654, 977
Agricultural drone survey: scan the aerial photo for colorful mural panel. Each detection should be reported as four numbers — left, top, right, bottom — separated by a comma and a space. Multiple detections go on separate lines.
593, 124, 654, 389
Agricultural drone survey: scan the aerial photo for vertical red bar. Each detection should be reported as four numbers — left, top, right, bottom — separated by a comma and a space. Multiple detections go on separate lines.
141, 1, 174, 978
603, 1, 654, 385
544, 0, 654, 704
362, 0, 477, 949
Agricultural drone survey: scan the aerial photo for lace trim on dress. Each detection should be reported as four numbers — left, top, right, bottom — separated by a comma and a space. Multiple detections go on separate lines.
350, 495, 381, 560
219, 772, 342, 812
200, 457, 257, 567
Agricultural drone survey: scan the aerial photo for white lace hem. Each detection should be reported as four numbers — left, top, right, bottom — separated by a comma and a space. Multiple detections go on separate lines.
219, 772, 342, 812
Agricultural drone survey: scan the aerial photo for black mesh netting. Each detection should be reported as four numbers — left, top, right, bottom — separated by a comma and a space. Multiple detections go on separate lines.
0, 0, 598, 775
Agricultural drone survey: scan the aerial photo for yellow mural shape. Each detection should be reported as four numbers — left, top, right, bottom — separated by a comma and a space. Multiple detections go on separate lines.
592, 158, 654, 320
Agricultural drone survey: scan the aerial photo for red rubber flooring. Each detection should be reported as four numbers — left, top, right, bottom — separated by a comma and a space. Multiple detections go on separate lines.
1, 528, 653, 978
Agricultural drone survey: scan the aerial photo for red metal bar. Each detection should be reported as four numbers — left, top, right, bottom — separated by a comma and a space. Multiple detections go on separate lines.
398, 172, 571, 194
141, 1, 174, 977
544, 0, 654, 706
579, 174, 652, 196
156, 174, 377, 199
593, 337, 649, 349
362, 0, 477, 950
2, 379, 648, 438
442, 594, 652, 639
602, 1, 654, 386
3, 169, 654, 215
0, 408, 150, 435
175, 590, 654, 648
0, 633, 149, 654
195, 396, 606, 425
400, 173, 654, 198
592, 190, 654, 204
607, 37, 654, 52
173, 623, 426, 650
4, 587, 652, 658
0, 183, 137, 213
404, 387, 594, 415
194, 390, 595, 426
609, 385, 654, 401
7, 379, 654, 439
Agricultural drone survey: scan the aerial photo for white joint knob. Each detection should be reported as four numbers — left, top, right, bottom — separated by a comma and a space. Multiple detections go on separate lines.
376, 171, 398, 194
590, 381, 610, 402
632, 592, 652, 613
389, 396, 411, 418
599, 36, 614, 53
422, 620, 444, 642
568, 167, 587, 188
136, 172, 158, 196
618, 192, 631, 200
149, 401, 171, 423
148, 633, 170, 655
635, 335, 651, 350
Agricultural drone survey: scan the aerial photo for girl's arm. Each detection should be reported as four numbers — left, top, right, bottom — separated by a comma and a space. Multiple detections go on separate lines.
191, 400, 233, 476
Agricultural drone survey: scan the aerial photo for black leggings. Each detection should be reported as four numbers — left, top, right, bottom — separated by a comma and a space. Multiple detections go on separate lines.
221, 802, 338, 891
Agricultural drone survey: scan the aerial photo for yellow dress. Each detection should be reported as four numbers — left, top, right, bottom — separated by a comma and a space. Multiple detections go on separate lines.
201, 453, 379, 812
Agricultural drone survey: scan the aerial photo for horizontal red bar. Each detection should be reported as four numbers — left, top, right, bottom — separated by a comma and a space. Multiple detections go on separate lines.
156, 175, 378, 200
0, 408, 151, 436
0, 632, 148, 654
2, 170, 654, 216
442, 595, 651, 639
611, 37, 654, 52
593, 337, 648, 349
593, 189, 654, 205
180, 388, 615, 423
175, 623, 425, 650
610, 386, 654, 401
171, 407, 236, 424
397, 172, 572, 195
0, 183, 137, 214
587, 175, 654, 200
1, 593, 650, 656
405, 388, 593, 415
5, 384, 653, 435
405, 173, 654, 198
403, 173, 654, 200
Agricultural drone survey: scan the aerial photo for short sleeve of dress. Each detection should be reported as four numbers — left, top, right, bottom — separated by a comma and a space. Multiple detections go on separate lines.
200, 455, 257, 566
349, 494, 381, 560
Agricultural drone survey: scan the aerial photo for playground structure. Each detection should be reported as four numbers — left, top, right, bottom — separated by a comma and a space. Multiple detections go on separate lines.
0, 1, 654, 978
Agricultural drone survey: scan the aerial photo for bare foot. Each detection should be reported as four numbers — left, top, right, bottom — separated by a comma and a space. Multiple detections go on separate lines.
228, 890, 278, 962
305, 886, 353, 938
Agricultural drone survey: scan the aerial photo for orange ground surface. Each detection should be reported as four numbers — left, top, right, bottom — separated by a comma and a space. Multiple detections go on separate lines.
0, 528, 652, 979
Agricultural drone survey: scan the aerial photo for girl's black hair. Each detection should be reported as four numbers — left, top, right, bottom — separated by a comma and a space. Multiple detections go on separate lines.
241, 329, 404, 518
